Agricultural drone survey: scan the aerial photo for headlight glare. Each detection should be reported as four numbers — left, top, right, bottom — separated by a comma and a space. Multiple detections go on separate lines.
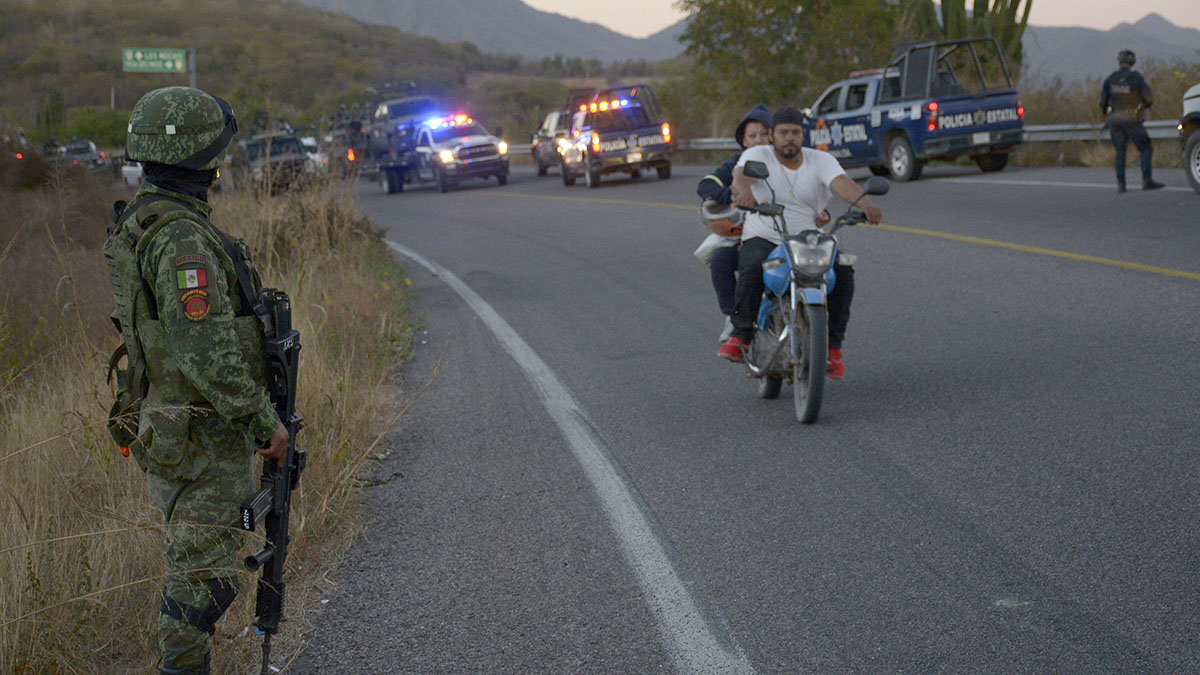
438, 149, 455, 163
498, 141, 508, 155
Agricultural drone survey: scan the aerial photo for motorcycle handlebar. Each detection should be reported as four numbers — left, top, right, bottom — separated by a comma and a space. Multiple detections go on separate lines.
736, 202, 784, 217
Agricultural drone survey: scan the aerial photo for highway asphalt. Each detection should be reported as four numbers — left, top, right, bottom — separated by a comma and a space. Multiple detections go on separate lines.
294, 162, 1198, 674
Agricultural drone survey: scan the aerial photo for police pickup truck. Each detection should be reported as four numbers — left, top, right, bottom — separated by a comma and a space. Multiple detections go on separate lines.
392, 113, 509, 194
804, 37, 1024, 181
559, 85, 672, 188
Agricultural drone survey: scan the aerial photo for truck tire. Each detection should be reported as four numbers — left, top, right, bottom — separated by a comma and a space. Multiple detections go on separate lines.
1185, 129, 1200, 195
585, 159, 600, 189
437, 167, 452, 193
974, 153, 1009, 173
536, 158, 548, 176
561, 159, 576, 186
886, 135, 923, 182
657, 163, 672, 180
497, 173, 508, 186
379, 168, 396, 194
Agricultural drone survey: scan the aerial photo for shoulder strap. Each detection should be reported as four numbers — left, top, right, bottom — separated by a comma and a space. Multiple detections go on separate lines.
137, 194, 271, 330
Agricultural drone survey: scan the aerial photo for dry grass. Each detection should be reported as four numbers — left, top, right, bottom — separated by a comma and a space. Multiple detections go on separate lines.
0, 169, 413, 672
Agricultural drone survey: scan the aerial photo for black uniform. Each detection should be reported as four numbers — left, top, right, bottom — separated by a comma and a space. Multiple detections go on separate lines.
1099, 67, 1156, 189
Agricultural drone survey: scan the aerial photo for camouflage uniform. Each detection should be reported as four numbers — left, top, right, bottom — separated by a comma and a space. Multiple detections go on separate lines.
107, 87, 278, 674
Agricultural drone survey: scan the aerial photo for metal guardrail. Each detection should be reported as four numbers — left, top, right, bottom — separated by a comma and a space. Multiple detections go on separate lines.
676, 121, 1180, 151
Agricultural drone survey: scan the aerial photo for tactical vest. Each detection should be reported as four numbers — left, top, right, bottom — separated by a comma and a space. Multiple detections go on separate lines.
103, 195, 267, 458
1105, 70, 1145, 122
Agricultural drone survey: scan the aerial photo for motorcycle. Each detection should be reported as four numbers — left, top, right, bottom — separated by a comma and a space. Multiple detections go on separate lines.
706, 161, 889, 423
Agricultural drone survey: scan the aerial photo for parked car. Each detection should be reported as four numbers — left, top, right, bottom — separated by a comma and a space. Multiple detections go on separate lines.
531, 110, 570, 176
1180, 82, 1200, 194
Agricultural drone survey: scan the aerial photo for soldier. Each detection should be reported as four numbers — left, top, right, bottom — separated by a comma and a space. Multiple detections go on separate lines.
1100, 49, 1164, 192
104, 86, 287, 674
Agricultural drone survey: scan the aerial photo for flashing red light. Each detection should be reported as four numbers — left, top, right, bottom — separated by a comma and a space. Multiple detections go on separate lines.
579, 104, 587, 112
925, 101, 939, 132
662, 122, 671, 144
599, 101, 609, 111
591, 132, 600, 153
347, 148, 356, 162
72, 159, 79, 166
100, 151, 106, 161
14, 152, 23, 160
1016, 94, 1025, 119
589, 103, 598, 113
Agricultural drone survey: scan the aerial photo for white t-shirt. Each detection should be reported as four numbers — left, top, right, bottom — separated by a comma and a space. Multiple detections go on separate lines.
735, 145, 846, 244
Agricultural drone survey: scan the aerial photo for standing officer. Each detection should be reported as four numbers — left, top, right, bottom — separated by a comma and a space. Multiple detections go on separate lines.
105, 86, 287, 674
1100, 49, 1164, 192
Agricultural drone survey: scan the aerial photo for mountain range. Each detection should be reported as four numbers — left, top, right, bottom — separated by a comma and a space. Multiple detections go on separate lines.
294, 1, 1198, 83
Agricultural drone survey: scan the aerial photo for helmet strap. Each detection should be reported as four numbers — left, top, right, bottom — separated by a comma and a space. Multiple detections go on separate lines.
175, 95, 238, 170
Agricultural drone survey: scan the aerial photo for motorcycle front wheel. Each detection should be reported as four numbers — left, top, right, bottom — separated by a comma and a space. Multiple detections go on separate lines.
790, 300, 827, 423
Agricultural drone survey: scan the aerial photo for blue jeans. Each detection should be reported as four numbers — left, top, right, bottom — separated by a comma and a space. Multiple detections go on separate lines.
709, 243, 739, 316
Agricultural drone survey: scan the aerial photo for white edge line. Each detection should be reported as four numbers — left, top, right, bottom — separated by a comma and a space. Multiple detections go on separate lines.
385, 239, 755, 675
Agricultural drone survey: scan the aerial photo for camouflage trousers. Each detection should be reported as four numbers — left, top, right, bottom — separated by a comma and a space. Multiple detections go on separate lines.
143, 411, 254, 672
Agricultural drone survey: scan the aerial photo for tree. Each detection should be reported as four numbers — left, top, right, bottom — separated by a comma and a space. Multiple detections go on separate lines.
676, 0, 898, 108
898, 0, 1032, 69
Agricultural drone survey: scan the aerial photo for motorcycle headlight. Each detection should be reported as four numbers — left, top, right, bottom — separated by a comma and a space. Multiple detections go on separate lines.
787, 234, 835, 280
438, 149, 455, 163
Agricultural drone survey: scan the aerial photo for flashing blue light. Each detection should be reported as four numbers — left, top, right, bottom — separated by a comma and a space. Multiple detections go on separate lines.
620, 99, 629, 106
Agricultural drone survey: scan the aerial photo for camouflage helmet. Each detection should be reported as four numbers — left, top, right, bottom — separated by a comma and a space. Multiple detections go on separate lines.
126, 86, 238, 170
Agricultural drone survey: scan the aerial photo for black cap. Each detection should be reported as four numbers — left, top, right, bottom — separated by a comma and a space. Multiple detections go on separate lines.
772, 106, 808, 127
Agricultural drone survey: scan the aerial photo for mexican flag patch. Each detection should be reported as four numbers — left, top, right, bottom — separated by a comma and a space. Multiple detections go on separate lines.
177, 268, 207, 290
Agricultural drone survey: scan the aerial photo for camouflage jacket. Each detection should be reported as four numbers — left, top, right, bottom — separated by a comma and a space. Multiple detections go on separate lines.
128, 183, 278, 476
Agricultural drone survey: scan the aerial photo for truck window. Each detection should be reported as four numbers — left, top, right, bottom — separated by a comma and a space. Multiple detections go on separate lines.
816, 87, 843, 116
590, 107, 652, 132
542, 113, 557, 133
571, 112, 586, 136
845, 84, 869, 111
933, 40, 1013, 95
902, 46, 933, 100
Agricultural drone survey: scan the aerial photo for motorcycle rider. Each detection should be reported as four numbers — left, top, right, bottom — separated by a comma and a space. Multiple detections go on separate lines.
717, 106, 882, 379
696, 103, 773, 341
1100, 49, 1164, 192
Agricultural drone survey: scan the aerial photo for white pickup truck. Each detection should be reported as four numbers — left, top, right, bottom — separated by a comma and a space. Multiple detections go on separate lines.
1180, 82, 1200, 194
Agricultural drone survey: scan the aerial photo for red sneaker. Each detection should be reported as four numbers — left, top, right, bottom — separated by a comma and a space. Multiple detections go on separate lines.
826, 347, 845, 380
718, 336, 749, 362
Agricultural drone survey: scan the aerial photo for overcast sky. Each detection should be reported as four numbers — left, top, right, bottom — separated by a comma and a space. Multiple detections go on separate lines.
522, 0, 1200, 39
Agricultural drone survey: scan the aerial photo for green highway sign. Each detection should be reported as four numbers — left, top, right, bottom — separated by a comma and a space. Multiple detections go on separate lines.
122, 48, 188, 73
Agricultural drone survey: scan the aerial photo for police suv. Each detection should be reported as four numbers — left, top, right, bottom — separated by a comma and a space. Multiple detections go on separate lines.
397, 113, 509, 193
559, 85, 672, 188
804, 37, 1024, 181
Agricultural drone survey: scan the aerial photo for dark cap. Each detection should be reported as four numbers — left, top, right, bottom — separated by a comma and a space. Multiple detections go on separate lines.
1118, 49, 1136, 66
772, 106, 808, 127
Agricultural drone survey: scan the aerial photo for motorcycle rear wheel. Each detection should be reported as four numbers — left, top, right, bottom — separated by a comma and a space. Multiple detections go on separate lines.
791, 302, 827, 424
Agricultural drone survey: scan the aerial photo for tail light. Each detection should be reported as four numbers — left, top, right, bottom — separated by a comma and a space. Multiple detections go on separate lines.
591, 132, 600, 153
1016, 94, 1025, 120
14, 152, 22, 160
662, 123, 671, 144
347, 148, 356, 162
100, 151, 106, 161
925, 101, 939, 132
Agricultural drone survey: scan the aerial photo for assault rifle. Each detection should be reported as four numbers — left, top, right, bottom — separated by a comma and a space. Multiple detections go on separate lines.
238, 288, 305, 675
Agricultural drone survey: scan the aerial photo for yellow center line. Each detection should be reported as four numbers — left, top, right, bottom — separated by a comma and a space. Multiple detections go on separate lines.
491, 191, 1200, 282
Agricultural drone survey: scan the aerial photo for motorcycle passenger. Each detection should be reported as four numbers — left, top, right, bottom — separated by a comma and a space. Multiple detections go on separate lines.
1099, 49, 1164, 192
695, 103, 773, 341
717, 106, 882, 379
